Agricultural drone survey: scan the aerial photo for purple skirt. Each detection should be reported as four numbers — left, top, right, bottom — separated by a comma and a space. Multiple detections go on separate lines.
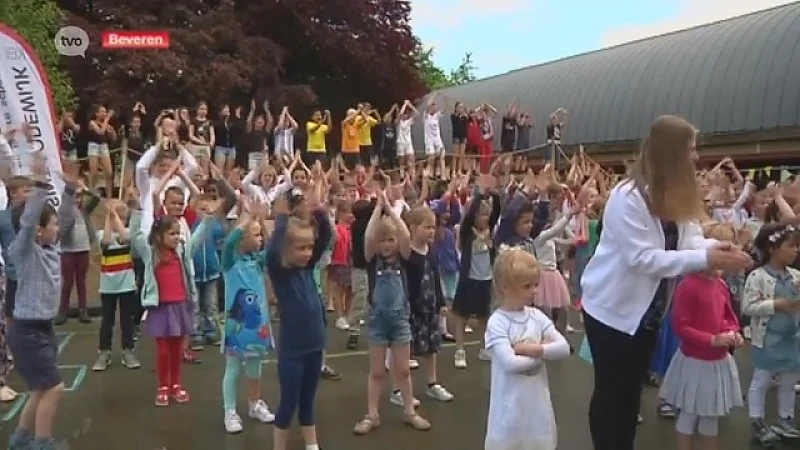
146, 301, 193, 338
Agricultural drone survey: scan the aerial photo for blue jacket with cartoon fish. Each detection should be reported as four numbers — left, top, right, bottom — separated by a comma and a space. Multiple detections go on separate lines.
221, 226, 273, 359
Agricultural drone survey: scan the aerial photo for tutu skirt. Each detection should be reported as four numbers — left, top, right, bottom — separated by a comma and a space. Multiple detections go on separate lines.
146, 301, 194, 338
534, 269, 571, 310
659, 350, 743, 416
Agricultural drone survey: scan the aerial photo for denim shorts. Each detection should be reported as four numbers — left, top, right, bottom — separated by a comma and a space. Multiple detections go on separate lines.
215, 146, 236, 159
367, 308, 411, 346
8, 320, 62, 390
87, 142, 109, 157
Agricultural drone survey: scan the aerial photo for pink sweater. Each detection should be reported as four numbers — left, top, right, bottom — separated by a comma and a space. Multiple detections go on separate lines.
671, 274, 740, 361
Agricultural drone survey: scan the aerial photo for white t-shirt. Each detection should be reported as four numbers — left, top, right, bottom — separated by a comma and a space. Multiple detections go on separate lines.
484, 307, 569, 450
424, 111, 443, 146
135, 144, 199, 237
274, 128, 295, 156
397, 118, 413, 144
390, 199, 410, 217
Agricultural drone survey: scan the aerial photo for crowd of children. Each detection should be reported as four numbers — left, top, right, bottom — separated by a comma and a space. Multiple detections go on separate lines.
2, 105, 800, 450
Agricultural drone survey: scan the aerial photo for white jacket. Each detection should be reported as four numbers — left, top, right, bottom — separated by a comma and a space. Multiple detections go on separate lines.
581, 182, 716, 335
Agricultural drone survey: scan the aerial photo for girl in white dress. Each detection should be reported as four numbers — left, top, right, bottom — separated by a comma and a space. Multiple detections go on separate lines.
484, 249, 571, 450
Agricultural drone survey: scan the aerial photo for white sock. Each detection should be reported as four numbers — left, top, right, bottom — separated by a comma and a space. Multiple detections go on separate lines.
439, 315, 447, 333
306, 445, 320, 450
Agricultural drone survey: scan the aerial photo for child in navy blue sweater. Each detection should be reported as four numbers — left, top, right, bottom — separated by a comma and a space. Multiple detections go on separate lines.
267, 192, 332, 450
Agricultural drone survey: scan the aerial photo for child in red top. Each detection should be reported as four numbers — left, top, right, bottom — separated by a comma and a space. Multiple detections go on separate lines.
329, 202, 354, 331
658, 223, 745, 450
130, 201, 212, 407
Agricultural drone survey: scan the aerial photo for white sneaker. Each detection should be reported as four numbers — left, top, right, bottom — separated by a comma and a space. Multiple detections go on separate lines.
409, 359, 419, 370
389, 390, 420, 407
465, 325, 474, 334
478, 348, 491, 361
224, 409, 243, 433
454, 349, 467, 369
426, 384, 454, 402
248, 399, 276, 423
335, 317, 350, 331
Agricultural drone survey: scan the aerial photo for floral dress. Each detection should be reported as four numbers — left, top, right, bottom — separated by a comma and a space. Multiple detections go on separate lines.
405, 249, 445, 356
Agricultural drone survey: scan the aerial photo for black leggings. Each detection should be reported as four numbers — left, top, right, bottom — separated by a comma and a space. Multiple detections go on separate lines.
583, 311, 658, 450
99, 291, 137, 351
273, 351, 323, 429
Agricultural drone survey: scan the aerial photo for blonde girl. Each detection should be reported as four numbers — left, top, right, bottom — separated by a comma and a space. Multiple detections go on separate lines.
485, 249, 570, 450
353, 192, 430, 435
220, 200, 276, 433
389, 206, 453, 404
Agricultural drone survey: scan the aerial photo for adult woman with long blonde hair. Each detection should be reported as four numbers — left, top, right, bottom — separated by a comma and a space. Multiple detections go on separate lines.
579, 116, 752, 450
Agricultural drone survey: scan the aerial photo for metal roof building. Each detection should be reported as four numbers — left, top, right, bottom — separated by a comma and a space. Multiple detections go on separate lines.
416, 2, 800, 162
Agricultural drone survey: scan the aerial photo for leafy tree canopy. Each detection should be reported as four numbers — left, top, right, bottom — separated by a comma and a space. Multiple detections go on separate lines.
57, 0, 428, 117
413, 45, 477, 90
0, 0, 76, 111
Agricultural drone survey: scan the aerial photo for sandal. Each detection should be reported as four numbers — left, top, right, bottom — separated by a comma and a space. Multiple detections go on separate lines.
155, 387, 169, 407
658, 401, 676, 418
353, 416, 380, 435
404, 413, 431, 431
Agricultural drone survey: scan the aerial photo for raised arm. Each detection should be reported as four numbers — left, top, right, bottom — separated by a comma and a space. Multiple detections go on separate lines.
364, 197, 384, 262
10, 183, 50, 260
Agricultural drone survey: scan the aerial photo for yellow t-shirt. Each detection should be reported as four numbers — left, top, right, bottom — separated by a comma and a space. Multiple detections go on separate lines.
306, 121, 329, 153
358, 116, 378, 146
341, 122, 361, 154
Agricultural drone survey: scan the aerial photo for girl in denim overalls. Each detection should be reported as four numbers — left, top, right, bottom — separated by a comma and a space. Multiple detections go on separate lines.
743, 223, 800, 447
353, 192, 430, 436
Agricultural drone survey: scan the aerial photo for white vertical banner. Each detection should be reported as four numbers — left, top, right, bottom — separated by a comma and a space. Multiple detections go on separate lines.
0, 23, 63, 206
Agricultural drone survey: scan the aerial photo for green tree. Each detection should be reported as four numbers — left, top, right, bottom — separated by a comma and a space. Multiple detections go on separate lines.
0, 0, 75, 111
448, 52, 477, 85
413, 44, 477, 90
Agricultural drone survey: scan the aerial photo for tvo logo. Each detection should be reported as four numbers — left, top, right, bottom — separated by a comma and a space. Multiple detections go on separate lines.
54, 26, 89, 58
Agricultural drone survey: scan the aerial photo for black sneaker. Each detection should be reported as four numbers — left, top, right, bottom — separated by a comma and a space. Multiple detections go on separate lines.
752, 418, 781, 447
346, 333, 359, 350
54, 313, 67, 326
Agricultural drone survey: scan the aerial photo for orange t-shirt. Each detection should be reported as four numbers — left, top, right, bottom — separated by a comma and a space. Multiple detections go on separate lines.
341, 121, 360, 154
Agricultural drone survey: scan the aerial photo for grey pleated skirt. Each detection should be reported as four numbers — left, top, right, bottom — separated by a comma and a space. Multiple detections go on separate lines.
659, 350, 743, 417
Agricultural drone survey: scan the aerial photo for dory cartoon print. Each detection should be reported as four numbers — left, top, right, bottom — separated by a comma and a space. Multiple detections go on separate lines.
225, 288, 273, 356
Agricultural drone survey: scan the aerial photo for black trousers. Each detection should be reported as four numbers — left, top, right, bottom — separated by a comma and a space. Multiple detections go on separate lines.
4, 278, 16, 318
583, 311, 658, 450
99, 291, 137, 351
132, 258, 145, 327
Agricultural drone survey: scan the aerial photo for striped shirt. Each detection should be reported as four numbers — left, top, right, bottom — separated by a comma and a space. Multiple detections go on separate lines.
97, 230, 136, 294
